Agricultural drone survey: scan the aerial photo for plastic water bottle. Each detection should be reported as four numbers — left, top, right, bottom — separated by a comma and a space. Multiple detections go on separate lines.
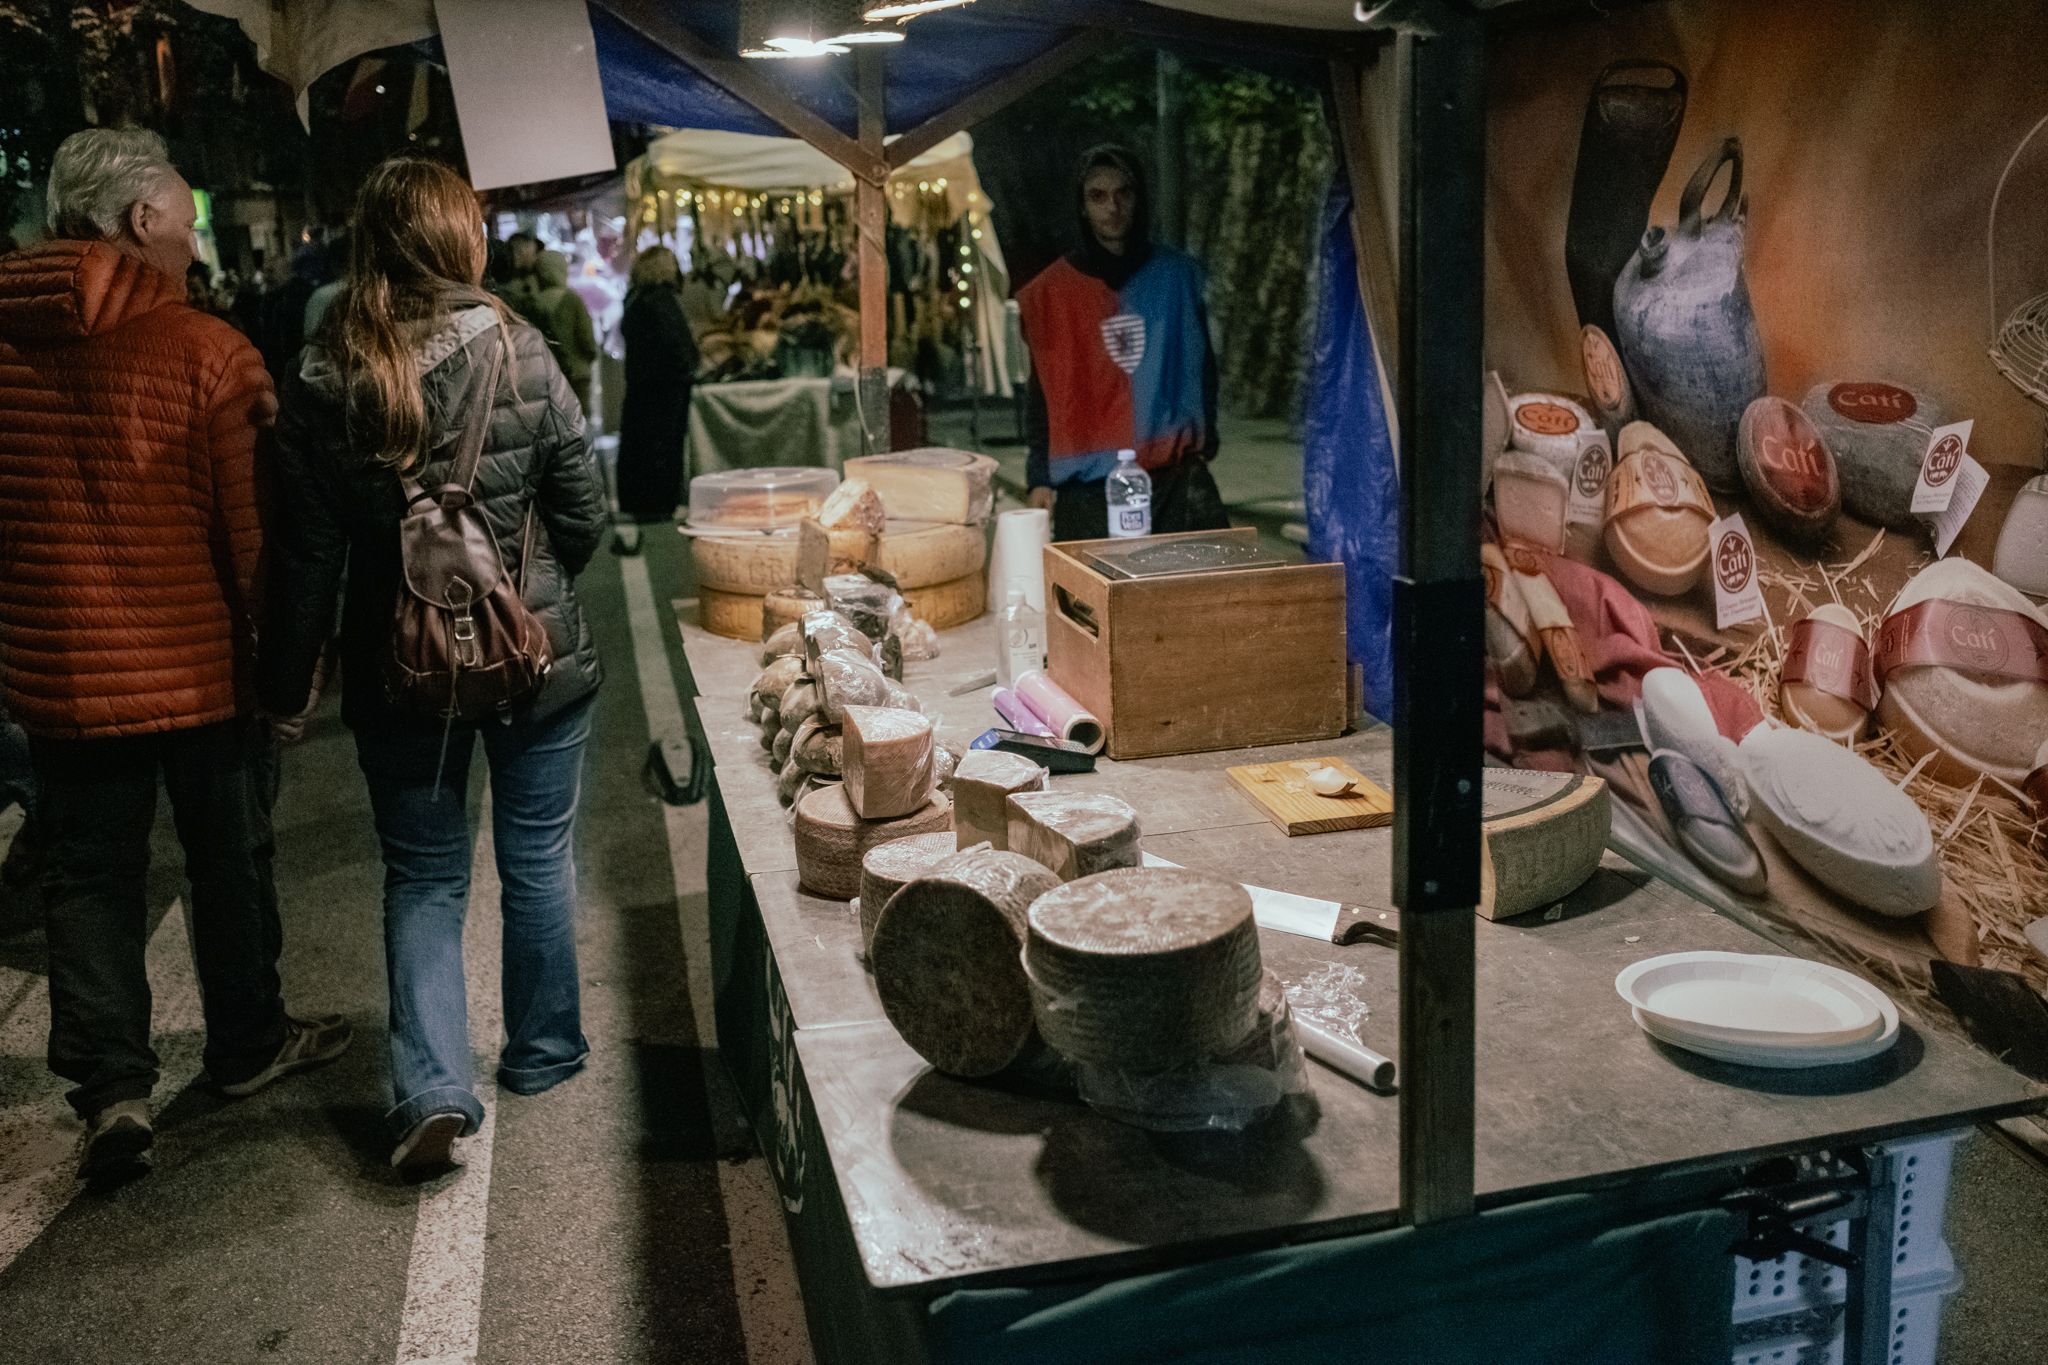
1105, 448, 1152, 538
995, 588, 1045, 688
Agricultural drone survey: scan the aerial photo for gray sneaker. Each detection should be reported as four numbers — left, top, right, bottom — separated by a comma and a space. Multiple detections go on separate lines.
391, 1111, 466, 1180
79, 1099, 153, 1188
217, 1014, 354, 1098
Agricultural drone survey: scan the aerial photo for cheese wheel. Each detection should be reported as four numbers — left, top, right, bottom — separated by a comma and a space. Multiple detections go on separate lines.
952, 749, 1048, 851
764, 586, 826, 636
1639, 668, 1748, 816
1603, 446, 1712, 596
691, 520, 986, 593
1477, 770, 1610, 920
699, 587, 766, 641
1876, 557, 2048, 786
1802, 380, 1944, 532
1024, 868, 1263, 1071
1507, 391, 1594, 469
842, 448, 998, 524
1780, 603, 1874, 743
1006, 791, 1141, 880
902, 571, 987, 630
857, 832, 962, 950
793, 784, 954, 900
842, 705, 937, 819
1737, 397, 1840, 542
1740, 726, 1940, 917
870, 848, 1062, 1076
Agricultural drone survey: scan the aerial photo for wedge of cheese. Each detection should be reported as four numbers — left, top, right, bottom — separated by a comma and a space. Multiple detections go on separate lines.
842, 705, 937, 819
951, 749, 1048, 851
842, 448, 998, 524
1006, 790, 1141, 880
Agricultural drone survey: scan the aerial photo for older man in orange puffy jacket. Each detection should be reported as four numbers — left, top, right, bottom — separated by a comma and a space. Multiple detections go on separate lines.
0, 129, 350, 1187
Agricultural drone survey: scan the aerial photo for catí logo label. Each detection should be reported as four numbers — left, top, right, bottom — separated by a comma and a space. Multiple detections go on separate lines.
1643, 452, 1679, 505
1945, 605, 2008, 672
1517, 400, 1580, 437
1716, 529, 1754, 594
1758, 432, 1830, 506
1575, 443, 1610, 498
1829, 382, 1917, 425
1925, 433, 1963, 487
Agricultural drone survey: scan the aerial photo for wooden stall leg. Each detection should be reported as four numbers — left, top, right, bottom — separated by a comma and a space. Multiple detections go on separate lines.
1392, 5, 1487, 1227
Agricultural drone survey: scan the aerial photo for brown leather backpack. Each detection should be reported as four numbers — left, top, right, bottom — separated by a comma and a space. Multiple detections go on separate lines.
386, 338, 552, 721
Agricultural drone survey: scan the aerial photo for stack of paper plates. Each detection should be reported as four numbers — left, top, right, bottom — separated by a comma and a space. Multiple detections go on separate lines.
1615, 951, 1899, 1068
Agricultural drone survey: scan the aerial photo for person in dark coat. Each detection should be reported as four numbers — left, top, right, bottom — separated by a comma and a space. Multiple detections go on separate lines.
615, 246, 699, 524
259, 158, 608, 1178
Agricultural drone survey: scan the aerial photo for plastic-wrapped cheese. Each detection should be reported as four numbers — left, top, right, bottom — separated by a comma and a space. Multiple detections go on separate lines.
814, 646, 895, 724
857, 832, 961, 950
951, 749, 1048, 851
870, 848, 1062, 1076
841, 705, 936, 819
1875, 557, 2048, 786
793, 784, 952, 900
1006, 791, 1141, 880
1024, 868, 1263, 1071
750, 655, 805, 723
760, 622, 805, 663
790, 717, 843, 776
817, 476, 886, 536
1740, 725, 1940, 917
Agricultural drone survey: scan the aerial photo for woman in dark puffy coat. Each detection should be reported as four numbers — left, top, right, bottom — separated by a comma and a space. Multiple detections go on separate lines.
259, 157, 608, 1177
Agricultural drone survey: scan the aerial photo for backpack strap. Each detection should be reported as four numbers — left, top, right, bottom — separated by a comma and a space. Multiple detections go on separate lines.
400, 330, 505, 506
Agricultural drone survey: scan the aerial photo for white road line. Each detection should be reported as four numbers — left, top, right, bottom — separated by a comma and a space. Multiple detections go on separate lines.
394, 793, 503, 1365
621, 553, 813, 1365
0, 898, 206, 1273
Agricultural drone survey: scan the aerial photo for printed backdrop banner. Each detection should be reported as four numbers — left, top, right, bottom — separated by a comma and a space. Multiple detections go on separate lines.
1486, 0, 2048, 468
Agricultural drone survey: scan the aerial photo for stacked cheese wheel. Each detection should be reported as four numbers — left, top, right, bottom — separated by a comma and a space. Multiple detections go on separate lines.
691, 451, 998, 641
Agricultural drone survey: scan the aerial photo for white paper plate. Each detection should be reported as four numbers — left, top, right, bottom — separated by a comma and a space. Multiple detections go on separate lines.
1632, 1004, 1899, 1069
1616, 951, 1879, 1047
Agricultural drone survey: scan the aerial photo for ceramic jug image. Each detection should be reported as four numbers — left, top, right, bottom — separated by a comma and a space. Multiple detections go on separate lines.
1613, 137, 1768, 494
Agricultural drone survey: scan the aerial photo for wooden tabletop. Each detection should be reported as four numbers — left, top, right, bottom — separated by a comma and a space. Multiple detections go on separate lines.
680, 612, 2044, 1297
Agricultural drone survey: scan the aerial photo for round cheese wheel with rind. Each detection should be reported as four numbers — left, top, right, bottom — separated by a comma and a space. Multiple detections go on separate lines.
1877, 557, 2048, 786
857, 832, 961, 950
700, 586, 766, 641
793, 783, 953, 900
1024, 867, 1262, 1071
691, 521, 987, 593
870, 848, 1061, 1076
901, 571, 987, 630
1780, 603, 1871, 743
1478, 770, 1610, 919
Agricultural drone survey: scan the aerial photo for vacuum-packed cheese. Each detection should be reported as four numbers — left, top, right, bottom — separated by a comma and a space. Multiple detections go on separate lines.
1006, 791, 1141, 880
841, 705, 936, 819
950, 749, 1048, 851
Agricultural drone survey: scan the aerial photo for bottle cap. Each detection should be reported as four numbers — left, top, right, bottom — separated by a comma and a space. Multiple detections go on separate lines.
1117, 448, 1137, 462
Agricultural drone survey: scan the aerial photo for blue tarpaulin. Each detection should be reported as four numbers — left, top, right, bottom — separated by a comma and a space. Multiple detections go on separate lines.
590, 5, 1077, 135
1304, 182, 1400, 720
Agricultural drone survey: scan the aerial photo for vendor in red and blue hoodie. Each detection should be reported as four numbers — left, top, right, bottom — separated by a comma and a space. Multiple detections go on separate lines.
1019, 145, 1228, 541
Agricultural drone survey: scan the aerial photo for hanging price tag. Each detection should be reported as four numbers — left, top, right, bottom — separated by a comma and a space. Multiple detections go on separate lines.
1709, 512, 1765, 630
1911, 419, 1975, 515
1929, 453, 1990, 558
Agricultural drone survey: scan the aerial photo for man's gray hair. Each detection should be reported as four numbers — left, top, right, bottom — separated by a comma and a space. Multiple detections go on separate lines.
46, 128, 182, 240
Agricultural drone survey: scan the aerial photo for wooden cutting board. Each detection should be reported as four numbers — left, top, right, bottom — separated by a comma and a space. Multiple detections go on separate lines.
1226, 757, 1394, 836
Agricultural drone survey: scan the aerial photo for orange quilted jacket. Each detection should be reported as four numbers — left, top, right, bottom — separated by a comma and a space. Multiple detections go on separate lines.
0, 241, 275, 739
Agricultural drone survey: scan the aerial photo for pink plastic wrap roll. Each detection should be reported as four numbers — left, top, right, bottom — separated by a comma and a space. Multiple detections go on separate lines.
993, 688, 1055, 738
1014, 670, 1106, 754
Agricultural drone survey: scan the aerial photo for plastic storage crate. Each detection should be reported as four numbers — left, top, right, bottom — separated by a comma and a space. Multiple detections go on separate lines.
1730, 1265, 1962, 1365
1732, 1130, 1962, 1325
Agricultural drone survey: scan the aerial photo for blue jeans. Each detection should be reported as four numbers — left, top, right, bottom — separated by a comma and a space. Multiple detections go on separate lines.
355, 696, 593, 1138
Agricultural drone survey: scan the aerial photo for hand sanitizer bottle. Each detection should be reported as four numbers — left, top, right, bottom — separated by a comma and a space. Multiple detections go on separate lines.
995, 588, 1045, 687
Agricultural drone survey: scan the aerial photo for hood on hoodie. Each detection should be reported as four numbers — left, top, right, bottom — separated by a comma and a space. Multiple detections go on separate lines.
1068, 143, 1153, 290
0, 240, 181, 345
536, 251, 570, 290
299, 296, 503, 450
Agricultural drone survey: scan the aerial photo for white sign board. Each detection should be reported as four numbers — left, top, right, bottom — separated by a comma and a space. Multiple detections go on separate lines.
435, 0, 615, 192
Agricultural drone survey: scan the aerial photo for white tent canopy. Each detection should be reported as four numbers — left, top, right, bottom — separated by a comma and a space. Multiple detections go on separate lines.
642, 128, 978, 195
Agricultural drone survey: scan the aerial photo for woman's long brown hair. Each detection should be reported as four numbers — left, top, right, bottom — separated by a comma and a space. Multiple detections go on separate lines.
331, 156, 497, 470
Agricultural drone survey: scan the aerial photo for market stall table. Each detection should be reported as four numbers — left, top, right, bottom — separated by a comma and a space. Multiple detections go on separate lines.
679, 611, 2043, 1364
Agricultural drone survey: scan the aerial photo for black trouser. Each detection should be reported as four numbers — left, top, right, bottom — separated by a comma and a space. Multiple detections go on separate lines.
30, 718, 287, 1118
1049, 459, 1232, 542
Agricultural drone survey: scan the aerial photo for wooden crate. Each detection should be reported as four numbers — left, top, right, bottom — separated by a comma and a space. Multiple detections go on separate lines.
1044, 529, 1348, 760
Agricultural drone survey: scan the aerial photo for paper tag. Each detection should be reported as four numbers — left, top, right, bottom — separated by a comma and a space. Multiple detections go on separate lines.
1911, 419, 1974, 515
1928, 453, 1990, 557
1566, 430, 1612, 528
1709, 512, 1765, 630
